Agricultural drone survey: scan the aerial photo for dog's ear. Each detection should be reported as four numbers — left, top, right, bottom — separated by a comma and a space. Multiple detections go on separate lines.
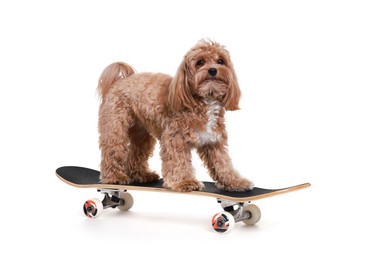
168, 60, 196, 112
222, 62, 241, 111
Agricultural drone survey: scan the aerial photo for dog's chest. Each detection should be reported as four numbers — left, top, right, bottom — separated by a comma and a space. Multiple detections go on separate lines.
196, 101, 222, 145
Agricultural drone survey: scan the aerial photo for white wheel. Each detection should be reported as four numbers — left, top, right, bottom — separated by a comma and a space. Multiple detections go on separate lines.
83, 198, 103, 218
242, 204, 261, 225
117, 192, 134, 211
212, 211, 235, 233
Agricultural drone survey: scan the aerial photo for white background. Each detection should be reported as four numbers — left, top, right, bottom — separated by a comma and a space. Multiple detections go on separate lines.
1, 0, 366, 259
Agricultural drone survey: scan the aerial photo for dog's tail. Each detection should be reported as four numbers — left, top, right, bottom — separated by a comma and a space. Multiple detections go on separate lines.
97, 62, 136, 100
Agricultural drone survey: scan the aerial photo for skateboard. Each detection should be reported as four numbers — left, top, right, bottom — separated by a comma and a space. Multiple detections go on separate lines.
56, 166, 310, 233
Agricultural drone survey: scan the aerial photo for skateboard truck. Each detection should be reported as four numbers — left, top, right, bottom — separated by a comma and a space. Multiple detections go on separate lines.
218, 199, 251, 222
99, 189, 134, 210
98, 189, 125, 209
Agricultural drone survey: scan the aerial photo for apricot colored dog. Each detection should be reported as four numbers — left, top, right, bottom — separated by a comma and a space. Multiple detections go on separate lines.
97, 40, 253, 192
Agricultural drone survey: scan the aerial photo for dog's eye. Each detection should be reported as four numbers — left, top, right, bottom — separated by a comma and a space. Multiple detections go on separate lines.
196, 60, 205, 66
217, 59, 225, 65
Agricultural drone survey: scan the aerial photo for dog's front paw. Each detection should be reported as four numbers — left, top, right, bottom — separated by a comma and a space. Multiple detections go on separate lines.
165, 179, 204, 192
217, 178, 254, 191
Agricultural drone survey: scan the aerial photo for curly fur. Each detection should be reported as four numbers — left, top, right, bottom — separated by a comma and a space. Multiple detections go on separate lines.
97, 40, 254, 192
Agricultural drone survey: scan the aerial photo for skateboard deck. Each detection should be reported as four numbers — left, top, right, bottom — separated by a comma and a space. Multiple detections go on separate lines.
56, 166, 310, 202
56, 166, 310, 233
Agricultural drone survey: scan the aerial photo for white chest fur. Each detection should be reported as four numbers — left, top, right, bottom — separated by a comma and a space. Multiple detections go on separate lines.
196, 100, 222, 145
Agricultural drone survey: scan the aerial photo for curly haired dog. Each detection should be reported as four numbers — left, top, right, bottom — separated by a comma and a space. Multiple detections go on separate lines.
97, 40, 253, 192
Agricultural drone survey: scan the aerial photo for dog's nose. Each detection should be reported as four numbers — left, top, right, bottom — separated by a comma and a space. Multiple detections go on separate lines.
208, 68, 217, 77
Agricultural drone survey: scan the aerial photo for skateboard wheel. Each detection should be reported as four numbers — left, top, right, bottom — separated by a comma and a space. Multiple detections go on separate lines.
83, 198, 103, 218
242, 204, 261, 225
212, 212, 235, 233
117, 192, 134, 211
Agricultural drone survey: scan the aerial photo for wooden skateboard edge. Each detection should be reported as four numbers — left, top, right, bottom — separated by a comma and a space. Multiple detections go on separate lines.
187, 182, 310, 202
56, 171, 311, 202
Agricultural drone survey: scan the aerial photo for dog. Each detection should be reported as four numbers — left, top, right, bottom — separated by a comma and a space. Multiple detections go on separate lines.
97, 40, 253, 192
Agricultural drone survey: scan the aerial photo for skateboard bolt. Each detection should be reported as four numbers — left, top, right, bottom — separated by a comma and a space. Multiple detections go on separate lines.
217, 219, 225, 228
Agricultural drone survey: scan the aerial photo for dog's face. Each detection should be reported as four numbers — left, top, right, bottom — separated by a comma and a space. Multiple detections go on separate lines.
169, 40, 241, 112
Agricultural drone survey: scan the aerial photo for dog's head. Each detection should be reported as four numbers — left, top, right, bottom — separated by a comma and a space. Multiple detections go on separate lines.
168, 40, 241, 112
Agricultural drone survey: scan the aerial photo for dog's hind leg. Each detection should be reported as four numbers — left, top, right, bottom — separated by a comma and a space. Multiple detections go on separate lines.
125, 121, 160, 183
99, 104, 132, 184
